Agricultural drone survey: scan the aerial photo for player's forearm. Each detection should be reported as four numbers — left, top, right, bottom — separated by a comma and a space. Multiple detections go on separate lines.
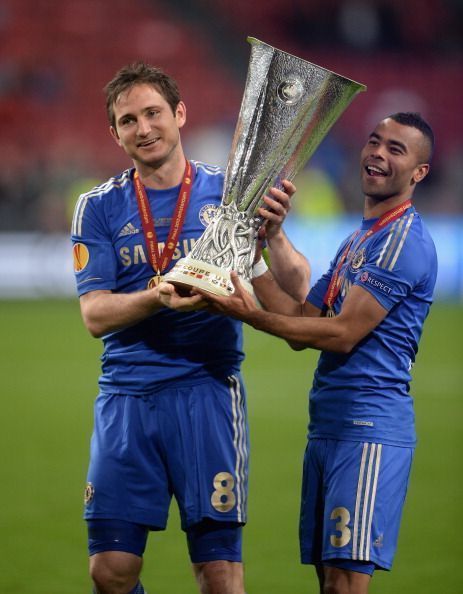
252, 271, 302, 317
245, 307, 354, 354
266, 231, 311, 303
80, 289, 163, 338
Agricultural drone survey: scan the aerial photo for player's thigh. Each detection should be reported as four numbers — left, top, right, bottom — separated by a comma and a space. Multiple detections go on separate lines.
300, 438, 328, 563
85, 393, 171, 528
187, 519, 243, 563
166, 375, 249, 529
300, 439, 414, 571
324, 441, 413, 569
188, 521, 244, 594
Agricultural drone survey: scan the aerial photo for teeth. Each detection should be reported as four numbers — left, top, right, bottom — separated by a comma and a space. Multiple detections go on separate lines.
367, 165, 386, 176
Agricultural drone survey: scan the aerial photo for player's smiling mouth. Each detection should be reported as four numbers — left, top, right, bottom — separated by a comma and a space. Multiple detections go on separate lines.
137, 138, 159, 148
365, 165, 388, 177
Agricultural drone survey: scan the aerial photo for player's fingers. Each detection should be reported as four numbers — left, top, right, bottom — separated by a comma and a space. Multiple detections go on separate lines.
258, 200, 286, 223
268, 190, 291, 217
281, 179, 296, 197
157, 281, 175, 295
192, 287, 223, 305
230, 271, 247, 297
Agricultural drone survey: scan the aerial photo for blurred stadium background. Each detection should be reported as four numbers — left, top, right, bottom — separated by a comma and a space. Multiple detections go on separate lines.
0, 0, 462, 592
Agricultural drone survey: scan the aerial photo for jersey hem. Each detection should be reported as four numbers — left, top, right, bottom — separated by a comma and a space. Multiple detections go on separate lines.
98, 372, 242, 396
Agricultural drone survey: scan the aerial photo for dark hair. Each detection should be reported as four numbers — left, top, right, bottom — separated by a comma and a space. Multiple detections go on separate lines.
388, 112, 434, 161
104, 62, 181, 127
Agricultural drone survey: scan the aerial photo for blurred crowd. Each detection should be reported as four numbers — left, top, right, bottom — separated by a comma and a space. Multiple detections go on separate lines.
0, 0, 462, 233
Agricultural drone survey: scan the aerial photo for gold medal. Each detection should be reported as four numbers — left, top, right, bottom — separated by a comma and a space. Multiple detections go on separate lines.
327, 307, 336, 318
147, 274, 163, 289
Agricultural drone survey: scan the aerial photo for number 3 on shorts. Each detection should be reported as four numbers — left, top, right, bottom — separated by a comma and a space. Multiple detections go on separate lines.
330, 506, 351, 547
211, 472, 236, 513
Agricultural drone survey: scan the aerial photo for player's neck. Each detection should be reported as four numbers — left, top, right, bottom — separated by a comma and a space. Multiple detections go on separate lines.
363, 193, 413, 219
135, 152, 187, 190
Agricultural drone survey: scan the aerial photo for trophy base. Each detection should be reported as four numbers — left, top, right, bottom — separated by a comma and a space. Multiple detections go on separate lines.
164, 257, 256, 300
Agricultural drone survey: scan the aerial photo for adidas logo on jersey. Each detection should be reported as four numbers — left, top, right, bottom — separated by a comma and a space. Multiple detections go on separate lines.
118, 222, 140, 237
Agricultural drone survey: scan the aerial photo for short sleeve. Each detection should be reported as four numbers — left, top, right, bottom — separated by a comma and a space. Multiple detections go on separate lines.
71, 193, 118, 296
354, 218, 433, 311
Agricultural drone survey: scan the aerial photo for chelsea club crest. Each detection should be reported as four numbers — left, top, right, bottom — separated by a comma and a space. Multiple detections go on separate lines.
199, 204, 218, 227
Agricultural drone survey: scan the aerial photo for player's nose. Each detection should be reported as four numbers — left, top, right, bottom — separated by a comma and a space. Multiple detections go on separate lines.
137, 117, 151, 136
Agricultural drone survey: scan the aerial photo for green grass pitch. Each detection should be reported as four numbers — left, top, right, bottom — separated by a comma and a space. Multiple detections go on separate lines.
0, 299, 461, 593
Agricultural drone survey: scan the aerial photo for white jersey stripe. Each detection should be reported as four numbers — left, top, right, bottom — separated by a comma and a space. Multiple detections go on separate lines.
83, 170, 132, 199
380, 217, 406, 270
365, 444, 382, 558
352, 442, 369, 560
230, 377, 241, 521
234, 376, 245, 523
239, 378, 248, 522
229, 375, 246, 523
376, 221, 397, 267
388, 213, 415, 271
376, 211, 415, 271
352, 443, 382, 561
359, 443, 376, 560
71, 170, 132, 237
72, 194, 89, 237
192, 161, 224, 176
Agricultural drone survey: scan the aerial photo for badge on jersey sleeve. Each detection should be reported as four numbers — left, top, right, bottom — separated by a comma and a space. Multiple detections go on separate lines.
73, 243, 90, 272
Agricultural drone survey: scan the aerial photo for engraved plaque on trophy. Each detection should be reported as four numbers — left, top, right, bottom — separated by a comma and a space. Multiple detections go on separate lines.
164, 37, 366, 297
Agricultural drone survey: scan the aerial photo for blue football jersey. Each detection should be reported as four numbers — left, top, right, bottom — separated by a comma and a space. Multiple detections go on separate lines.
307, 206, 438, 446
71, 161, 244, 393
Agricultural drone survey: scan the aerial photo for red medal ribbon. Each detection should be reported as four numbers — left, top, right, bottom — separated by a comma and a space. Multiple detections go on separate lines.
133, 160, 194, 277
323, 199, 412, 314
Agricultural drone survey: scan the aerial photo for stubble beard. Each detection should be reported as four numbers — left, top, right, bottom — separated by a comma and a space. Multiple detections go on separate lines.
364, 189, 396, 202
361, 175, 397, 203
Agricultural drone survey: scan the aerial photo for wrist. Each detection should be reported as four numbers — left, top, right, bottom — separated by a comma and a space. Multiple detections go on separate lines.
252, 257, 269, 279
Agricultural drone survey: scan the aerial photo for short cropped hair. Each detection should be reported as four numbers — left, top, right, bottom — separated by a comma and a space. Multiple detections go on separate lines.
388, 112, 434, 162
104, 62, 181, 128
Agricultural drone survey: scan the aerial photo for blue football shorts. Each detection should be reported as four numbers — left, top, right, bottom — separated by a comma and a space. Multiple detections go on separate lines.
84, 375, 249, 536
300, 438, 414, 573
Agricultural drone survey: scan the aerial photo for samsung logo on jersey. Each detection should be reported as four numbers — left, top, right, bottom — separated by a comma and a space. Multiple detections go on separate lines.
119, 239, 197, 266
360, 271, 392, 295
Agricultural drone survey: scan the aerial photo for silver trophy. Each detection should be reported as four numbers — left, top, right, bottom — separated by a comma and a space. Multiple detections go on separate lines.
164, 37, 366, 297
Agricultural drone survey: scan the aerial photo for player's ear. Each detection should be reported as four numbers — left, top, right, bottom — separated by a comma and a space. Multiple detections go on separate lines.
109, 126, 122, 146
413, 163, 430, 184
175, 101, 187, 129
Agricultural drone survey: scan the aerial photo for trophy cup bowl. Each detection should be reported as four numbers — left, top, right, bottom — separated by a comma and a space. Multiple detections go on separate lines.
164, 37, 366, 298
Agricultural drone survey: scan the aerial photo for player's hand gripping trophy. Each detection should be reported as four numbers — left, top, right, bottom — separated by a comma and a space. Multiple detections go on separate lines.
164, 37, 366, 299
